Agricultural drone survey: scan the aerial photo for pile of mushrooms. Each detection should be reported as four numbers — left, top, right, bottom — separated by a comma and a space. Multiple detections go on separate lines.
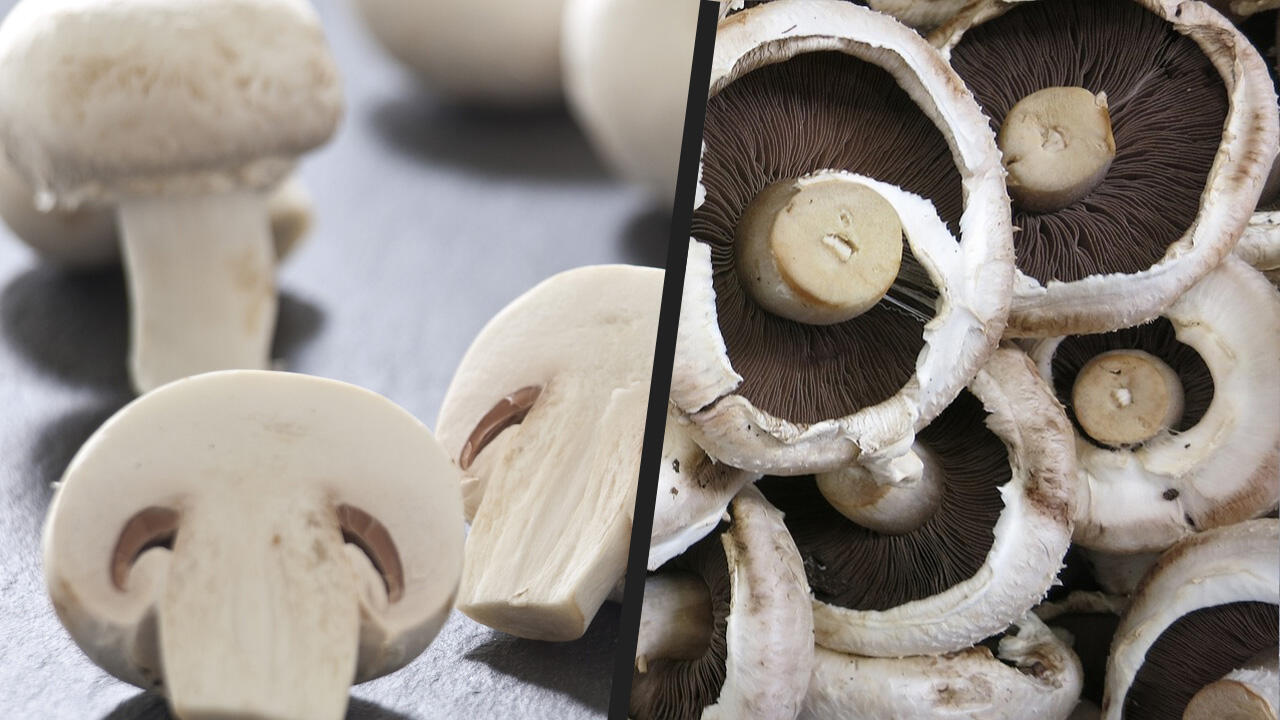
646, 0, 1280, 717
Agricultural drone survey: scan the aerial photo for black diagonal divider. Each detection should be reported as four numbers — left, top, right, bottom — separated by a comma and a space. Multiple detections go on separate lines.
608, 3, 721, 718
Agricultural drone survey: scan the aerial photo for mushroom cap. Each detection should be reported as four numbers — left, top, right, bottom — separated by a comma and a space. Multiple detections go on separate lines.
865, 0, 980, 31
0, 0, 343, 207
1031, 256, 1280, 553
435, 264, 661, 640
801, 613, 1083, 720
1101, 519, 1280, 720
766, 347, 1076, 657
43, 370, 464, 693
562, 0, 697, 205
352, 0, 563, 104
632, 485, 813, 720
933, 0, 1279, 337
674, 0, 1012, 476
650, 403, 758, 571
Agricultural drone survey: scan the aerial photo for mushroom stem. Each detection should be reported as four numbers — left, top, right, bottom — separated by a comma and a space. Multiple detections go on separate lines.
1184, 650, 1279, 720
735, 171, 904, 326
1071, 349, 1184, 447
815, 444, 942, 534
998, 86, 1116, 212
635, 571, 714, 674
117, 192, 276, 393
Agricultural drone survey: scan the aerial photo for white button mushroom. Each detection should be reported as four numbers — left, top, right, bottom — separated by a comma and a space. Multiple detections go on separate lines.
0, 0, 343, 393
43, 371, 464, 720
436, 265, 661, 641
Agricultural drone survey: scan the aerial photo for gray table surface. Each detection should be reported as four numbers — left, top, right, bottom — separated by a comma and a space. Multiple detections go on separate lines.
0, 0, 670, 716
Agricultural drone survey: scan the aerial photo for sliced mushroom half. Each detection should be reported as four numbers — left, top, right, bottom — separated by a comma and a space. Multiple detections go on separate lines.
1102, 519, 1279, 720
43, 371, 464, 720
1030, 256, 1280, 554
436, 265, 661, 641
674, 0, 1013, 481
631, 485, 813, 720
933, 0, 1279, 336
801, 613, 1083, 720
759, 347, 1076, 657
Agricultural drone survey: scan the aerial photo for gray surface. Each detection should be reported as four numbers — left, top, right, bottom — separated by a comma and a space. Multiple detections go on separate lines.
0, 0, 670, 716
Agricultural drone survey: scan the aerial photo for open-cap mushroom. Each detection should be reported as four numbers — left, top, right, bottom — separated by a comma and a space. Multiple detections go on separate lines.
933, 0, 1279, 337
0, 0, 343, 393
759, 347, 1076, 657
1102, 519, 1279, 720
352, 0, 564, 105
562, 0, 698, 206
1029, 256, 1280, 554
631, 485, 813, 720
801, 612, 1084, 720
0, 160, 316, 268
673, 0, 1013, 483
43, 370, 465, 720
650, 402, 758, 571
1036, 592, 1129, 718
436, 264, 660, 641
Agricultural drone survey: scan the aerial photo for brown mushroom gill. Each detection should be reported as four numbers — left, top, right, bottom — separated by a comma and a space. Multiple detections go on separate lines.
695, 51, 958, 424
758, 390, 1006, 610
630, 533, 732, 720
1049, 317, 1214, 450
111, 506, 180, 590
949, 0, 1229, 283
1047, 612, 1119, 705
1121, 601, 1279, 718
458, 385, 542, 470
336, 504, 405, 603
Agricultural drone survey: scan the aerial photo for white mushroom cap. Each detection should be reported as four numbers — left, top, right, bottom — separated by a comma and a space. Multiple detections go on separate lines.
674, 0, 1012, 478
1031, 256, 1280, 554
932, 0, 1280, 337
562, 0, 698, 206
631, 485, 814, 720
43, 371, 464, 720
801, 613, 1083, 720
435, 265, 661, 641
352, 0, 563, 105
650, 403, 758, 571
1102, 519, 1280, 720
804, 346, 1076, 657
864, 0, 977, 31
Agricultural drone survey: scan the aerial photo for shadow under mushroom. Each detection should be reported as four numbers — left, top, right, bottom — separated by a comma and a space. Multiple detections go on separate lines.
102, 692, 414, 720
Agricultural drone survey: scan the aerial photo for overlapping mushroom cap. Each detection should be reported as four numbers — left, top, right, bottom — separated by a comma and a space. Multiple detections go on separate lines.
759, 347, 1076, 657
1030, 256, 1280, 554
933, 0, 1279, 336
673, 0, 1013, 481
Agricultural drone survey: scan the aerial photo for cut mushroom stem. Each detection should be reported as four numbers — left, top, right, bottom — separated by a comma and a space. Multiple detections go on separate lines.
1184, 650, 1279, 720
1071, 349, 1185, 447
998, 87, 1116, 213
736, 170, 904, 325
635, 571, 714, 674
815, 444, 942, 535
118, 192, 275, 394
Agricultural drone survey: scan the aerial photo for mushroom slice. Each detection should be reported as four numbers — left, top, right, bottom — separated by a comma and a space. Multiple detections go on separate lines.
676, 0, 1013, 479
631, 485, 813, 720
801, 613, 1083, 720
760, 347, 1076, 656
436, 265, 661, 641
1102, 519, 1280, 720
934, 0, 1279, 336
1030, 256, 1280, 554
0, 0, 343, 393
42, 371, 464, 720
1035, 592, 1128, 714
650, 403, 758, 571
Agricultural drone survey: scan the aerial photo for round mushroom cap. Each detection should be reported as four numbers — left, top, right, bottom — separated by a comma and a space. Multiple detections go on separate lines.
760, 347, 1077, 657
933, 0, 1279, 336
43, 371, 464, 704
0, 0, 343, 207
674, 0, 1013, 477
631, 485, 813, 720
1031, 256, 1280, 554
352, 0, 563, 105
1101, 519, 1280, 720
801, 613, 1084, 720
